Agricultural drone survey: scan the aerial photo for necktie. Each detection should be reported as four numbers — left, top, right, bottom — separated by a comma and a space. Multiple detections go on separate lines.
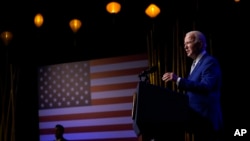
190, 60, 196, 74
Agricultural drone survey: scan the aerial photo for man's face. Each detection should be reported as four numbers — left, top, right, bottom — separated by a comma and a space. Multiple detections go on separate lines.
184, 34, 201, 59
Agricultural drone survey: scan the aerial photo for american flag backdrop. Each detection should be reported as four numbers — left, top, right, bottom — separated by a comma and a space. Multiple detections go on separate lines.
38, 53, 149, 141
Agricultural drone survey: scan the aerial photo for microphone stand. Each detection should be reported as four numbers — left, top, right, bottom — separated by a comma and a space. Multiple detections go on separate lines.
139, 73, 150, 83
138, 66, 157, 83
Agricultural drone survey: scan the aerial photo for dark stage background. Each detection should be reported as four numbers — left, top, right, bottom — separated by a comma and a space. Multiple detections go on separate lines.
0, 0, 248, 141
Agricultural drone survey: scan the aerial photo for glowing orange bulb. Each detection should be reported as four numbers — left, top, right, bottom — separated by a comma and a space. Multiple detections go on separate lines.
106, 2, 121, 14
145, 4, 161, 18
69, 19, 82, 33
34, 13, 44, 28
1, 31, 13, 46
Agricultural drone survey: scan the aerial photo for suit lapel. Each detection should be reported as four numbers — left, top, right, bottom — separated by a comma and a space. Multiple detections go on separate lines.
188, 54, 208, 78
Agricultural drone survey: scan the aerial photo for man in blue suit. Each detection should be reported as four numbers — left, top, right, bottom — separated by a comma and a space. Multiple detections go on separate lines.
162, 30, 223, 141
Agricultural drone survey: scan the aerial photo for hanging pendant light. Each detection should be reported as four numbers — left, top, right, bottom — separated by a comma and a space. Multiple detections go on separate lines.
106, 1, 121, 14
145, 3, 161, 18
1, 31, 13, 46
69, 19, 82, 33
34, 13, 44, 28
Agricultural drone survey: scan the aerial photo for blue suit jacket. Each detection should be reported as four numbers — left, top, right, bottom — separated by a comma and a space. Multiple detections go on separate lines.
178, 53, 223, 131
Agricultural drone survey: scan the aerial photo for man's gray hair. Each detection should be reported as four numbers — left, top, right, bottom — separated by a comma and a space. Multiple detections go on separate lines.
186, 30, 207, 49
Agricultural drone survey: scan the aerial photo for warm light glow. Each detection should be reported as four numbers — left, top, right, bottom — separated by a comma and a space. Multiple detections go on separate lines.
1, 31, 13, 46
34, 13, 44, 28
234, 0, 240, 3
106, 1, 121, 14
145, 3, 161, 18
69, 19, 82, 33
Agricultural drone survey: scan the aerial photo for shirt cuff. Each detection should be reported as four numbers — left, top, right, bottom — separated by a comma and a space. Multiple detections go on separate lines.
176, 77, 181, 86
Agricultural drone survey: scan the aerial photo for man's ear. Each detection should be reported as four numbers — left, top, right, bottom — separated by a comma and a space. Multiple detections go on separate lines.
197, 41, 203, 50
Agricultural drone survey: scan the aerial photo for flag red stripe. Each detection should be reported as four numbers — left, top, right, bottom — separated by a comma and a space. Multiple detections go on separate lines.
90, 53, 148, 66
91, 82, 138, 92
91, 67, 147, 79
39, 110, 132, 122
91, 96, 133, 105
40, 124, 134, 134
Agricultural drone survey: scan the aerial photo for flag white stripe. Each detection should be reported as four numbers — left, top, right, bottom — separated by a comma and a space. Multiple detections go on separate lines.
39, 103, 133, 116
91, 75, 139, 86
90, 60, 148, 73
39, 116, 133, 129
40, 130, 137, 141
91, 89, 135, 99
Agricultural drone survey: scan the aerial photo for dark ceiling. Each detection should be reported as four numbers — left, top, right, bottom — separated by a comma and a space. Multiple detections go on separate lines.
0, 0, 244, 66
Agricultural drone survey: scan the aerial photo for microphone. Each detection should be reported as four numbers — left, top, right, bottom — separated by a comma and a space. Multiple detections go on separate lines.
139, 66, 158, 77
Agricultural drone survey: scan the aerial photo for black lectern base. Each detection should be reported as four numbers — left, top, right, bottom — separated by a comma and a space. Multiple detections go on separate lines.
141, 122, 186, 141
132, 81, 189, 141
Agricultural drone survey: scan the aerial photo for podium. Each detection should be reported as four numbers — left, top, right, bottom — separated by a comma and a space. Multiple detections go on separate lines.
132, 81, 189, 140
